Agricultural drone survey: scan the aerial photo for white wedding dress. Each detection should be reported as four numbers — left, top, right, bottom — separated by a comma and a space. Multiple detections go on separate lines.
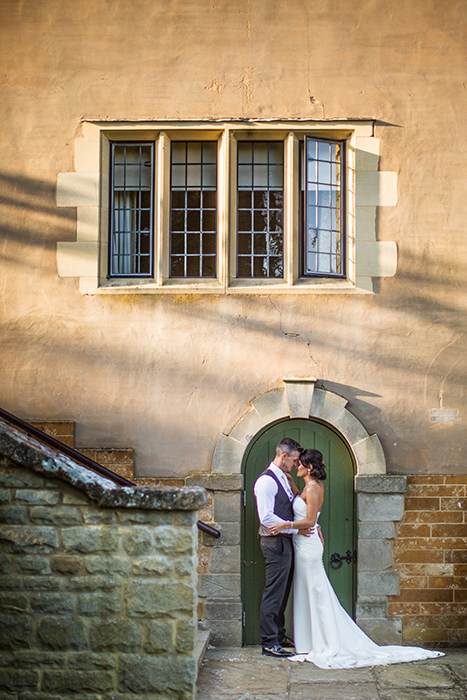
291, 496, 443, 668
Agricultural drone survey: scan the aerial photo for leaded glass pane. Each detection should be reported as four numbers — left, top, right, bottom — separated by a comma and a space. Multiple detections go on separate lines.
237, 141, 284, 279
170, 141, 217, 278
303, 137, 345, 277
109, 143, 154, 277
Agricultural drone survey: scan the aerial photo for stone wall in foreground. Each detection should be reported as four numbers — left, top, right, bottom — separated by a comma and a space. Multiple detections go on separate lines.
0, 418, 207, 700
388, 475, 467, 646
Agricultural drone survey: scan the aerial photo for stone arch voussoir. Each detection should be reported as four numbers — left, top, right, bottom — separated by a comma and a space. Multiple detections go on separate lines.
212, 379, 387, 476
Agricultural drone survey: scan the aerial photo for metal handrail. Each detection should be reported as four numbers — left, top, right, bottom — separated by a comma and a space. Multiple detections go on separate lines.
0, 406, 220, 538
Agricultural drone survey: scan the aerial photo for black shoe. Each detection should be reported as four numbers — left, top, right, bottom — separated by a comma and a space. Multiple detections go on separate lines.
262, 644, 294, 658
279, 635, 295, 648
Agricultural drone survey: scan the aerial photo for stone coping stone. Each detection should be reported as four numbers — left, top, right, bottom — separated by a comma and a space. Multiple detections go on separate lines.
355, 475, 407, 493
0, 419, 207, 511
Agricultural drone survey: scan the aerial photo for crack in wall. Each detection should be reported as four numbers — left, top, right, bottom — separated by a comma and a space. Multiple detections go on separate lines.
267, 296, 318, 366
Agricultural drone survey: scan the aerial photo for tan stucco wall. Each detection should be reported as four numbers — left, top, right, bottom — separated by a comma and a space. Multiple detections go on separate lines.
1, 0, 467, 476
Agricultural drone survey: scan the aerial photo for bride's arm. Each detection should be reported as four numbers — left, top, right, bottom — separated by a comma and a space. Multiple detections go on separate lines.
285, 473, 300, 497
268, 483, 320, 534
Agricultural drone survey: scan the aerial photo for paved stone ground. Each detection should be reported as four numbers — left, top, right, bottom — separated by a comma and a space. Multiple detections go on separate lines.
197, 647, 467, 699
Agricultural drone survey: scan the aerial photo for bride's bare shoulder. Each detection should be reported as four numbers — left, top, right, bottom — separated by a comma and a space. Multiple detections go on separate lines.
303, 480, 324, 499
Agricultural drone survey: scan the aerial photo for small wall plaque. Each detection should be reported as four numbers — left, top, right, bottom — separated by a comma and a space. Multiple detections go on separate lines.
429, 409, 459, 423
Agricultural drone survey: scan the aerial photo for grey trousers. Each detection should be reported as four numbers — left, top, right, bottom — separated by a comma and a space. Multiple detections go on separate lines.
259, 535, 294, 647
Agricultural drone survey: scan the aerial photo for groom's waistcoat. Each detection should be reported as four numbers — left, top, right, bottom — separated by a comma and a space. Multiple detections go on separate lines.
258, 469, 294, 537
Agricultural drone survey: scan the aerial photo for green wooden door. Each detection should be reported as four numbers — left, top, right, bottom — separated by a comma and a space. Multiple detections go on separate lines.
241, 418, 356, 645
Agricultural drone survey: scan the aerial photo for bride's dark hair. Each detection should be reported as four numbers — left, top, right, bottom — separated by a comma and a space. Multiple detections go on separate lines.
300, 449, 327, 481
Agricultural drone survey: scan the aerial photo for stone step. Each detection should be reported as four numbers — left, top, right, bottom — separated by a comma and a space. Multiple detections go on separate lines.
29, 420, 75, 448
29, 421, 134, 480
196, 628, 211, 673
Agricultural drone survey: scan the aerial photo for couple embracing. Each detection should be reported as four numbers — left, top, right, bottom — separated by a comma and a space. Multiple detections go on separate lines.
254, 437, 443, 669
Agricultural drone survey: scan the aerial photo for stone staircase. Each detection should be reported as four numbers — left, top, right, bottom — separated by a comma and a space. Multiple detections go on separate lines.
28, 419, 211, 670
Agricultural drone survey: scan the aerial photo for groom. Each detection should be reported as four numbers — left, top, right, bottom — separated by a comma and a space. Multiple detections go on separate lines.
254, 437, 303, 658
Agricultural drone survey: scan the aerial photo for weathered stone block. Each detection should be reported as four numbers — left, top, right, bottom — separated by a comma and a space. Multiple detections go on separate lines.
61, 527, 119, 553
30, 593, 74, 615
37, 618, 85, 651
0, 526, 58, 554
198, 574, 241, 598
67, 652, 116, 669
358, 571, 399, 596
0, 490, 11, 505
66, 575, 121, 592
63, 492, 92, 505
78, 592, 122, 616
132, 555, 172, 576
15, 490, 60, 506
211, 434, 245, 474
122, 527, 153, 555
24, 577, 61, 591
358, 493, 405, 522
185, 473, 243, 491
144, 621, 174, 653
0, 576, 21, 590
358, 521, 395, 539
174, 556, 194, 577
0, 650, 60, 668
41, 670, 114, 693
29, 506, 83, 525
358, 539, 394, 571
82, 509, 116, 524
0, 617, 33, 649
0, 557, 12, 575
206, 522, 240, 546
118, 655, 196, 695
356, 596, 388, 618
214, 492, 241, 523
16, 556, 51, 575
0, 593, 29, 614
89, 620, 143, 652
154, 526, 195, 555
176, 619, 196, 653
210, 546, 240, 574
355, 475, 407, 493
0, 467, 45, 489
205, 599, 242, 621
50, 556, 84, 576
126, 580, 195, 617
83, 556, 130, 575
0, 507, 28, 524
0, 669, 39, 691
357, 616, 402, 645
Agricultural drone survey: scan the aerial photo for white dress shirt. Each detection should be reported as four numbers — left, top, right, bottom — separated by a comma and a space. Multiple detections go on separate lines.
254, 463, 295, 534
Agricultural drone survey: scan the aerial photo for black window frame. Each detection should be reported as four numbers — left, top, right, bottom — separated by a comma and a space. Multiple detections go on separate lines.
108, 141, 155, 279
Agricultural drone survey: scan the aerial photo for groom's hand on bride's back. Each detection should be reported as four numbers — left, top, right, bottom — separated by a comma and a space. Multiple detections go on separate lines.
297, 527, 313, 537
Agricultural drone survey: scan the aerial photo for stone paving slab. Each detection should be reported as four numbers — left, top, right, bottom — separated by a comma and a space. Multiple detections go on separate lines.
197, 647, 467, 700
373, 663, 455, 688
378, 690, 464, 700
290, 683, 380, 700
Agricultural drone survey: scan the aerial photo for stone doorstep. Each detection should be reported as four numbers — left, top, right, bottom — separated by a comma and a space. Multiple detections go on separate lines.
197, 628, 211, 673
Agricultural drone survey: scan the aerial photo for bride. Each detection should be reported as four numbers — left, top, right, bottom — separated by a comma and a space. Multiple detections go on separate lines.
268, 448, 443, 669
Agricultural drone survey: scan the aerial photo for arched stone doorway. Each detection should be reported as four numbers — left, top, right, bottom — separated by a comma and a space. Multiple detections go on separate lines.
196, 379, 407, 647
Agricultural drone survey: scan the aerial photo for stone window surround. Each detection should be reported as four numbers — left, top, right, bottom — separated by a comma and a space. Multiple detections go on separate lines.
190, 379, 407, 646
56, 118, 398, 296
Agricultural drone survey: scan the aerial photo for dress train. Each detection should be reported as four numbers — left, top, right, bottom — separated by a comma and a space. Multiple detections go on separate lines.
291, 497, 443, 669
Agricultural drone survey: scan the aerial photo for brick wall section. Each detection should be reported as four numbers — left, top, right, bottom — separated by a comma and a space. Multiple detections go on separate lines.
388, 475, 467, 646
0, 419, 207, 700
